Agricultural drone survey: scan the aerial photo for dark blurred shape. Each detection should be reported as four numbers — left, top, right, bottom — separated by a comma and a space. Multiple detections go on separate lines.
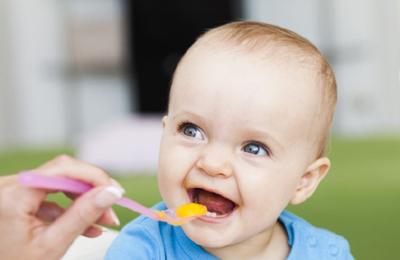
125, 0, 242, 113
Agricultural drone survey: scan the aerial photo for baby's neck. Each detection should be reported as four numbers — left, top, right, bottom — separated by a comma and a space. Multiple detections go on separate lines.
204, 221, 289, 260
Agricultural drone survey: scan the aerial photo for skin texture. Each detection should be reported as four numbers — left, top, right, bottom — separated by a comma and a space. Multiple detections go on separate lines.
0, 155, 124, 260
158, 46, 331, 259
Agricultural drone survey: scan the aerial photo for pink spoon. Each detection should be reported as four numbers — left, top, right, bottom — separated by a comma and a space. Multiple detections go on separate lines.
18, 171, 200, 225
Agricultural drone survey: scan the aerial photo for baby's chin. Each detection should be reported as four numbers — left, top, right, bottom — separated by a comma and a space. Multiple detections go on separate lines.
182, 222, 237, 248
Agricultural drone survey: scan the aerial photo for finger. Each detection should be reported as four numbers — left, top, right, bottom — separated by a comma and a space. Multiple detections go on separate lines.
40, 163, 111, 186
36, 201, 65, 223
36, 154, 73, 169
64, 194, 120, 226
95, 208, 120, 227
82, 225, 103, 238
37, 201, 106, 237
37, 154, 84, 171
37, 155, 113, 187
36, 201, 116, 234
0, 178, 47, 217
0, 175, 18, 188
42, 185, 124, 250
37, 201, 107, 237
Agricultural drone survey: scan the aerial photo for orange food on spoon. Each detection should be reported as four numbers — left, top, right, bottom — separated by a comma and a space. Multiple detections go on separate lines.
175, 203, 207, 218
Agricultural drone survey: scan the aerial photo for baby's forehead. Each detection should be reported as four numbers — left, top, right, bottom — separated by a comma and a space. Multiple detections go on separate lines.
185, 35, 322, 82
173, 47, 322, 119
175, 43, 322, 97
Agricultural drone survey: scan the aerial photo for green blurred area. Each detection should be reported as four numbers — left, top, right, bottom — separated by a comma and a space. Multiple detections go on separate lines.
0, 136, 399, 259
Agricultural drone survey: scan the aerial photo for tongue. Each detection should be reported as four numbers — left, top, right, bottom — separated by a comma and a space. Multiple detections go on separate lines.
196, 189, 235, 215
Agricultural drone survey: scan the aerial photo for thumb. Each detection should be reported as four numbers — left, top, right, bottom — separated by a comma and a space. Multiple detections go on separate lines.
43, 185, 124, 252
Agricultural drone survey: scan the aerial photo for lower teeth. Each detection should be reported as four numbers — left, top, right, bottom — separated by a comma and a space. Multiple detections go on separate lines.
191, 189, 235, 218
206, 212, 218, 218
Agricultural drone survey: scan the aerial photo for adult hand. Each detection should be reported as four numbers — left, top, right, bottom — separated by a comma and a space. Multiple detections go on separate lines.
0, 155, 124, 260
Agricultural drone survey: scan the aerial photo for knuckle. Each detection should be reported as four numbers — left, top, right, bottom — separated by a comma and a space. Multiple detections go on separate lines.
54, 154, 73, 164
90, 167, 111, 183
94, 168, 109, 178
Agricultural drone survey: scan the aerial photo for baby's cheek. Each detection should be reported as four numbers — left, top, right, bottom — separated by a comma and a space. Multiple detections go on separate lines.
160, 148, 189, 176
158, 145, 196, 202
242, 178, 289, 216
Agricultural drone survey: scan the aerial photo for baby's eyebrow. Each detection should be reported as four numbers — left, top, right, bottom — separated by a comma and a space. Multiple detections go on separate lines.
171, 111, 205, 122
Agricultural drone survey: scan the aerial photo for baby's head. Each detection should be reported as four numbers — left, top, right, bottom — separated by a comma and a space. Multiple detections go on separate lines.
158, 21, 336, 253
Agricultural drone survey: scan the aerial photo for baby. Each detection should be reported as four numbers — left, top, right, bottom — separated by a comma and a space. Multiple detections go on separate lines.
106, 21, 353, 259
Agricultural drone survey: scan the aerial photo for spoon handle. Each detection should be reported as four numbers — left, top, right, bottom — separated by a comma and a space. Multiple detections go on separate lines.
18, 171, 159, 220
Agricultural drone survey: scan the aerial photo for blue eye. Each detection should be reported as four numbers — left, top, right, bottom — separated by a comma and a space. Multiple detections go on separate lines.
242, 142, 269, 156
179, 123, 204, 140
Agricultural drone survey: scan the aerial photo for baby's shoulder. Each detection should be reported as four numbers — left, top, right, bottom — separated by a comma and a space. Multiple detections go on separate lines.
280, 211, 354, 259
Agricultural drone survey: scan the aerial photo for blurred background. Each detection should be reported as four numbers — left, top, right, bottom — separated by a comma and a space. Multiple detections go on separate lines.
0, 0, 399, 259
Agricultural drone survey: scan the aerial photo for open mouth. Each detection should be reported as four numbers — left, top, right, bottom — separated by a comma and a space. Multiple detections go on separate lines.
188, 188, 237, 218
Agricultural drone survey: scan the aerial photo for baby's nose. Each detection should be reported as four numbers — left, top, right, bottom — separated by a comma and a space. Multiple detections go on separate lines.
195, 144, 233, 178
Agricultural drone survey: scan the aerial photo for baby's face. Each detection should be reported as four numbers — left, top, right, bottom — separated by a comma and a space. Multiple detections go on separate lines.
158, 47, 322, 248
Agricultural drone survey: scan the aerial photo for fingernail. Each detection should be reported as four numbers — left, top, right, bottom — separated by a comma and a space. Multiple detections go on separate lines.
109, 209, 120, 226
95, 186, 124, 208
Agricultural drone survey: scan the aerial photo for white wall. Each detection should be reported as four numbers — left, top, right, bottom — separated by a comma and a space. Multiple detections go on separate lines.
0, 0, 9, 146
245, 0, 400, 136
71, 76, 131, 137
244, 0, 323, 45
332, 0, 400, 135
0, 0, 68, 146
0, 0, 131, 148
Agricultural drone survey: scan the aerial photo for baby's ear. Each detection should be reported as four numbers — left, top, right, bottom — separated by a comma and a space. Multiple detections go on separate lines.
290, 157, 331, 205
162, 115, 168, 128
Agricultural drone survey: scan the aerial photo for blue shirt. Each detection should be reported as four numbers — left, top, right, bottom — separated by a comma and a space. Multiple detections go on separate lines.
106, 202, 354, 259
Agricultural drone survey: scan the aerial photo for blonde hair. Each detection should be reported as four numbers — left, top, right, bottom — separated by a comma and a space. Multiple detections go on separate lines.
171, 21, 337, 157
